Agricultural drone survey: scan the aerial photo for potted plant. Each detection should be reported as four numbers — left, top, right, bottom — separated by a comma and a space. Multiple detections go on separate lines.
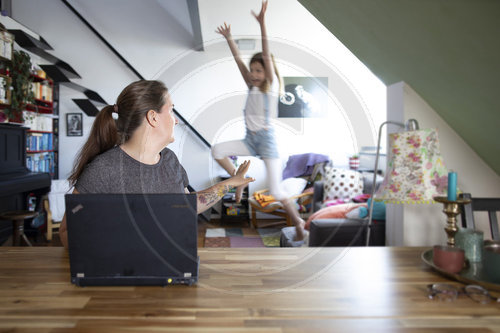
5, 50, 34, 123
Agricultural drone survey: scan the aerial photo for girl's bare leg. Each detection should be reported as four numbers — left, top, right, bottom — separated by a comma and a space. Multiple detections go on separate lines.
262, 158, 307, 241
215, 157, 236, 175
280, 198, 307, 241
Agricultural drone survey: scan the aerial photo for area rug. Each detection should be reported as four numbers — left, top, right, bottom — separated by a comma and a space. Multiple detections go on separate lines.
204, 227, 282, 248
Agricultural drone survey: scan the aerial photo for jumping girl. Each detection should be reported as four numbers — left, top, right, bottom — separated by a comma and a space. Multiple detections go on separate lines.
212, 0, 307, 241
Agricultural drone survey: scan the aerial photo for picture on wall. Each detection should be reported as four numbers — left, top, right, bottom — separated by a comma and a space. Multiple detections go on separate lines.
66, 113, 82, 136
278, 77, 328, 118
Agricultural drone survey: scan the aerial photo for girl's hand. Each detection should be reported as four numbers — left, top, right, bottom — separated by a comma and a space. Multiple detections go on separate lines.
232, 160, 255, 187
252, 0, 268, 25
215, 22, 232, 39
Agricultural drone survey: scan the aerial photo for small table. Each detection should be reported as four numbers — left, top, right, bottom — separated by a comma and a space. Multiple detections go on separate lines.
0, 210, 38, 246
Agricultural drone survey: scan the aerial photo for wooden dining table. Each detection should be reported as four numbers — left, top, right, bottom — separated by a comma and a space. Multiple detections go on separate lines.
1, 246, 499, 332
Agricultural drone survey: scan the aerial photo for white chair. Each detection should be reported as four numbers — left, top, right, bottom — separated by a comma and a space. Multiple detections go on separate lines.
44, 179, 72, 241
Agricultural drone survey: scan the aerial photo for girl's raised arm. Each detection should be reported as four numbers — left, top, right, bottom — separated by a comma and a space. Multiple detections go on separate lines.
216, 23, 252, 87
252, 0, 274, 83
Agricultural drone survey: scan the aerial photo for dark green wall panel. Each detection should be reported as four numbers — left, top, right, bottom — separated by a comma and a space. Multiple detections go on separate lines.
299, 0, 500, 175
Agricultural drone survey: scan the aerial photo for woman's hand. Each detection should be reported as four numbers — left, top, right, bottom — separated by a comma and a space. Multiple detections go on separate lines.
195, 160, 254, 213
232, 160, 255, 187
252, 0, 268, 25
215, 22, 232, 39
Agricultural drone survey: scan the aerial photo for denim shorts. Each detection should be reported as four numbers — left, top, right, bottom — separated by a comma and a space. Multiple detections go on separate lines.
243, 128, 279, 159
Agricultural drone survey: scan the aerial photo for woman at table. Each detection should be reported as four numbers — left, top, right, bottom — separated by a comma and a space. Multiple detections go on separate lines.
58, 80, 254, 249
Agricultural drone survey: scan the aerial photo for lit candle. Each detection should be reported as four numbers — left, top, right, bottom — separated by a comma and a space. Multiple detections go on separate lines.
447, 171, 457, 201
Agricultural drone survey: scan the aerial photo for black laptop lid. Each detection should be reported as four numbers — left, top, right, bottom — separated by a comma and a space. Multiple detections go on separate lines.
65, 193, 198, 286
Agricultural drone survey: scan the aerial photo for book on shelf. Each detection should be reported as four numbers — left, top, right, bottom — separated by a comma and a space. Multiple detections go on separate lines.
31, 81, 53, 102
26, 151, 55, 174
26, 132, 53, 151
22, 111, 53, 131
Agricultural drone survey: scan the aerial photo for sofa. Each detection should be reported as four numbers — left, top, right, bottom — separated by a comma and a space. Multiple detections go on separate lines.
280, 170, 386, 247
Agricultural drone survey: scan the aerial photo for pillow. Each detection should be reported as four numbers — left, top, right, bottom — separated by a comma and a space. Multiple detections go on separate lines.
358, 198, 386, 220
304, 203, 367, 229
352, 193, 371, 203
345, 206, 364, 219
280, 177, 308, 198
322, 198, 347, 208
323, 167, 364, 202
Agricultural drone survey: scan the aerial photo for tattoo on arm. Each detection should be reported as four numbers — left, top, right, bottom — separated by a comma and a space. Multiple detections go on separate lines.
197, 184, 234, 207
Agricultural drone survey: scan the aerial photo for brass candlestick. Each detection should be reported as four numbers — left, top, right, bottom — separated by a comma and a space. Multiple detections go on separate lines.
434, 196, 471, 247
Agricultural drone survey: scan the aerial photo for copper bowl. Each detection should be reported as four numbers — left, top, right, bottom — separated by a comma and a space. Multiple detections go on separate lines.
433, 245, 465, 274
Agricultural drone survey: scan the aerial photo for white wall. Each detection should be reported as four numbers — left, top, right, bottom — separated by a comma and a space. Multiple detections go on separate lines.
9, 0, 387, 187
57, 86, 95, 179
159, 0, 387, 193
386, 82, 500, 246
164, 40, 383, 193
6, 1, 498, 232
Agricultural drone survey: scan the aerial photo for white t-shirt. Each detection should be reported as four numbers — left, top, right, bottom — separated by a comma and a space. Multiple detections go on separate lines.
244, 74, 280, 132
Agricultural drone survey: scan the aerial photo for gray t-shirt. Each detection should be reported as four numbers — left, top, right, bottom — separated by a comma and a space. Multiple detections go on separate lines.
75, 146, 189, 194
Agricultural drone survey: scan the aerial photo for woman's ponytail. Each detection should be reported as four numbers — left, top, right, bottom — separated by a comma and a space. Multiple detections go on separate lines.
68, 105, 118, 186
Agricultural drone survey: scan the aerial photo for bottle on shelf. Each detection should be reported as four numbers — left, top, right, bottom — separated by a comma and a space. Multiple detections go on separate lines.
0, 75, 7, 104
0, 30, 13, 61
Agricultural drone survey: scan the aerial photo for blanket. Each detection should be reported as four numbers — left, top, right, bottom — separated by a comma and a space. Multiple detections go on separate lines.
282, 153, 330, 180
254, 192, 277, 207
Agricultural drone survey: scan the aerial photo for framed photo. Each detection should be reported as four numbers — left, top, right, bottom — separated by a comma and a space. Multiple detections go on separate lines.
66, 113, 83, 136
278, 77, 328, 118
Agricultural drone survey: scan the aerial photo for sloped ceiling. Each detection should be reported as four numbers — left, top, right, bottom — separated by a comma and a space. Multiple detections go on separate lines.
298, 0, 500, 176
62, 0, 202, 79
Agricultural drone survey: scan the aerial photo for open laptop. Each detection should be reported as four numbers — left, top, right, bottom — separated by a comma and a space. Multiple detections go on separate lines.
65, 193, 199, 286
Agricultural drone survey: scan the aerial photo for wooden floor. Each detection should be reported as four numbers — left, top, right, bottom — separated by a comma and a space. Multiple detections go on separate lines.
3, 218, 289, 248
197, 218, 288, 247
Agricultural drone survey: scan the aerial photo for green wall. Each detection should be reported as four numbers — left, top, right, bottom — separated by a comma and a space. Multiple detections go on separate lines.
299, 0, 500, 175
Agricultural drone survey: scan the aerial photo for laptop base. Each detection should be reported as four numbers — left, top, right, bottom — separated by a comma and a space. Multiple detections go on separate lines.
72, 276, 198, 287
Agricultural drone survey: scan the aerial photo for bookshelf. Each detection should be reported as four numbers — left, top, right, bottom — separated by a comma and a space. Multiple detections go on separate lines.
0, 27, 59, 179
23, 72, 59, 178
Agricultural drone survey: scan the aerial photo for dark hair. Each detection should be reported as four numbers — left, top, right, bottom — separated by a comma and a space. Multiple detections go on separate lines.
68, 80, 168, 185
250, 52, 282, 94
